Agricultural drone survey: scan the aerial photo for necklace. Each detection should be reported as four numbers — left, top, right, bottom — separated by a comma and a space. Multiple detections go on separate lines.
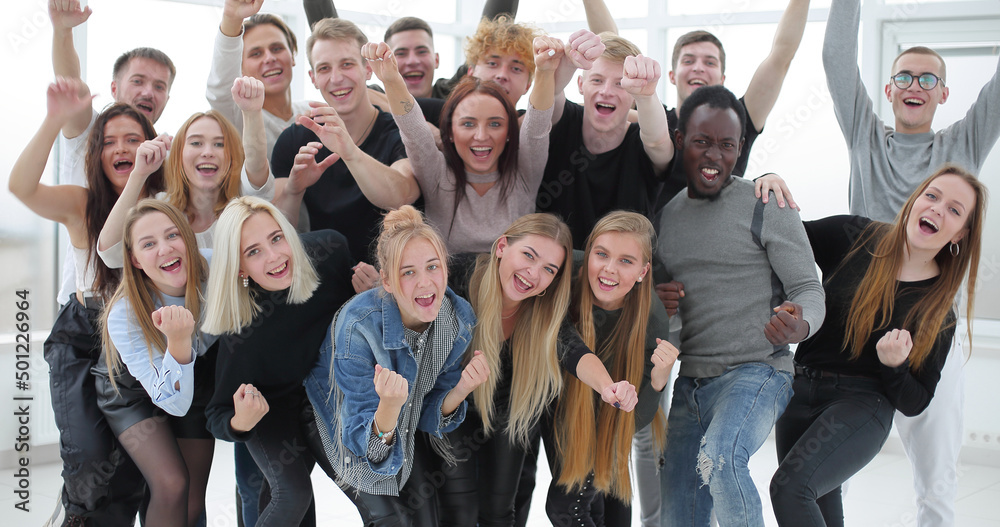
355, 106, 378, 146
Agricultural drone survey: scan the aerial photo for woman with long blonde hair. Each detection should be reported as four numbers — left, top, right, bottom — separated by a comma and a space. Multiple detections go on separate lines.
433, 213, 638, 526
770, 165, 988, 526
546, 211, 677, 526
96, 200, 215, 527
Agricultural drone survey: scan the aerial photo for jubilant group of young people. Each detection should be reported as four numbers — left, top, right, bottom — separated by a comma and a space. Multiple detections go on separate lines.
12, 0, 999, 526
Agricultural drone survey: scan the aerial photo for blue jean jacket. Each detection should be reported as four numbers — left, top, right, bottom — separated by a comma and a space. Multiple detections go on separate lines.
304, 286, 475, 492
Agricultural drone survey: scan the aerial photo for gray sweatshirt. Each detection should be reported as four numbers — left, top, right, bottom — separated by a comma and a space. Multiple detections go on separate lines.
824, 0, 1000, 222
656, 178, 825, 378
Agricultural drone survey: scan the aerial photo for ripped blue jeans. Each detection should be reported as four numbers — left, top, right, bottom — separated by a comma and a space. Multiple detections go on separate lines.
659, 363, 792, 527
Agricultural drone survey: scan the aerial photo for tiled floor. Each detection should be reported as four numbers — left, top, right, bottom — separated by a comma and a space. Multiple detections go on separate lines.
5, 440, 1000, 526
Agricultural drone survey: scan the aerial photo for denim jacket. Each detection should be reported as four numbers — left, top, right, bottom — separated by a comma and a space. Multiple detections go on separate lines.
304, 286, 476, 494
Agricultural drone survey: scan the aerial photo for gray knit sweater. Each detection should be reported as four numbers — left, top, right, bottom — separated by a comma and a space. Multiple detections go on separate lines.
824, 0, 1000, 222
656, 178, 825, 378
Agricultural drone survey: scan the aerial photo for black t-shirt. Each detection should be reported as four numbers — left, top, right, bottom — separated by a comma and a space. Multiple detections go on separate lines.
537, 99, 665, 249
656, 97, 760, 212
797, 215, 955, 416
271, 111, 407, 264
206, 230, 355, 442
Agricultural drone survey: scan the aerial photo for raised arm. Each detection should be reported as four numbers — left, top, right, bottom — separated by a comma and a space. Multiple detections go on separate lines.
529, 36, 565, 112
98, 136, 170, 257
742, 0, 810, 130
9, 78, 92, 246
583, 0, 617, 35
552, 30, 605, 124
295, 102, 420, 208
48, 0, 94, 137
207, 0, 266, 132
232, 76, 270, 188
362, 42, 416, 116
622, 55, 673, 173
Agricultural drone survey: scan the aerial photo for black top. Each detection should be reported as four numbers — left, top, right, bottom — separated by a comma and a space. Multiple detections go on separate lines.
655, 97, 761, 212
206, 230, 355, 442
448, 252, 592, 419
537, 99, 666, 249
797, 215, 955, 417
271, 111, 408, 264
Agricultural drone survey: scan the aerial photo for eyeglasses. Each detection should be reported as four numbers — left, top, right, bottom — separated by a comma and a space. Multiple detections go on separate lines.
890, 71, 944, 91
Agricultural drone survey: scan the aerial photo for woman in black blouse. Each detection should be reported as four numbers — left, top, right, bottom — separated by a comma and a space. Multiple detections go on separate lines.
770, 165, 988, 526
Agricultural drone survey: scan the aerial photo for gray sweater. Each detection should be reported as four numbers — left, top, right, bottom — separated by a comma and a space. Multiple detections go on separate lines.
656, 178, 825, 378
824, 0, 1000, 222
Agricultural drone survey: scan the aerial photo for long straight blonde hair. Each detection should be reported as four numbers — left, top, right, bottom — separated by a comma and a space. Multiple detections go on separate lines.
101, 200, 208, 389
555, 212, 664, 501
469, 214, 573, 446
842, 164, 987, 370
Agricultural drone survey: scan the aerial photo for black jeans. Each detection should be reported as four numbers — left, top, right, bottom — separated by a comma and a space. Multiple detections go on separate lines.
44, 295, 145, 522
245, 393, 334, 527
434, 411, 538, 527
770, 368, 895, 527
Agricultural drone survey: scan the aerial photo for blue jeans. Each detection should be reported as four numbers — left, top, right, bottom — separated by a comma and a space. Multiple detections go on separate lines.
659, 362, 793, 527
770, 370, 894, 527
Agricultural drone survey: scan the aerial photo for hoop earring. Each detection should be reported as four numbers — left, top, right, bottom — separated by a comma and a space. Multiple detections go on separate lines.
537, 288, 547, 297
241, 274, 249, 288
950, 242, 960, 257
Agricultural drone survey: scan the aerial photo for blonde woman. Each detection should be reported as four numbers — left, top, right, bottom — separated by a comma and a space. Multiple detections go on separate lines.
202, 196, 354, 526
434, 213, 638, 526
97, 200, 215, 527
307, 205, 489, 526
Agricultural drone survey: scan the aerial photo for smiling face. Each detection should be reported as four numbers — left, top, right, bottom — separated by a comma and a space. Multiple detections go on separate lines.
388, 29, 439, 99
181, 117, 231, 194
678, 105, 743, 200
587, 232, 649, 311
111, 57, 171, 123
382, 237, 447, 332
129, 211, 188, 297
308, 38, 372, 117
450, 92, 509, 175
239, 212, 293, 291
496, 234, 566, 306
885, 53, 949, 134
469, 52, 532, 104
243, 24, 295, 97
669, 41, 725, 106
578, 57, 631, 134
906, 173, 976, 256
100, 115, 146, 194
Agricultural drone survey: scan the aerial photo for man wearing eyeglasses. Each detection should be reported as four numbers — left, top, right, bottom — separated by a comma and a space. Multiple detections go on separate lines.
824, 1, 1000, 525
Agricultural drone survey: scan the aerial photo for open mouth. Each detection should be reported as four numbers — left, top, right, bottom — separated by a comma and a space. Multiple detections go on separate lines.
414, 293, 435, 307
262, 68, 283, 78
919, 217, 939, 234
470, 146, 492, 159
330, 88, 352, 99
688, 79, 707, 87
701, 167, 720, 181
597, 276, 618, 291
513, 273, 534, 294
135, 101, 154, 114
903, 98, 925, 107
196, 163, 219, 177
595, 102, 616, 116
267, 262, 289, 278
113, 159, 134, 174
159, 257, 181, 272
403, 71, 425, 83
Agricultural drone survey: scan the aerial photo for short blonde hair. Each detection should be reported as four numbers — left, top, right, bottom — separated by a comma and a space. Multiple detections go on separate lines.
202, 197, 319, 335
464, 15, 540, 84
599, 32, 641, 64
376, 205, 449, 295
892, 46, 947, 84
306, 17, 368, 69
